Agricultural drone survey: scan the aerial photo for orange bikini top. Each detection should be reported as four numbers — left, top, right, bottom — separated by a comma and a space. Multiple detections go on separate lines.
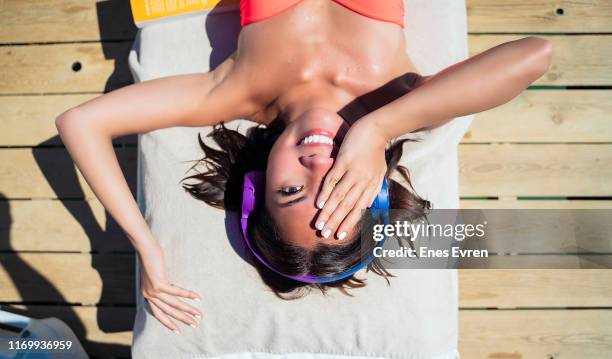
240, 0, 405, 28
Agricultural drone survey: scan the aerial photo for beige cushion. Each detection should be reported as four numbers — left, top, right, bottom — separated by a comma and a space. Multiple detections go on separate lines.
129, 1, 471, 358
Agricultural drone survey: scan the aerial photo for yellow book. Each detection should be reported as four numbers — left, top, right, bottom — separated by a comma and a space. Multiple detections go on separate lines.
130, 0, 239, 28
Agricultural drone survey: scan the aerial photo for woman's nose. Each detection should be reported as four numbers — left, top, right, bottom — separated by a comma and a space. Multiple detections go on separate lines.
299, 155, 333, 173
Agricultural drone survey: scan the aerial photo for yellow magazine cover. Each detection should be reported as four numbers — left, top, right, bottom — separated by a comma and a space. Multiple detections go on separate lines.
130, 0, 239, 27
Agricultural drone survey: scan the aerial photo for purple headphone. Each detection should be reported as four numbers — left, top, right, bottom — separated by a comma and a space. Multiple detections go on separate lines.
241, 171, 390, 284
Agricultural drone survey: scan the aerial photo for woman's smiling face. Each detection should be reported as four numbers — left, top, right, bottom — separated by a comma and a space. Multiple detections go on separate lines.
265, 108, 352, 249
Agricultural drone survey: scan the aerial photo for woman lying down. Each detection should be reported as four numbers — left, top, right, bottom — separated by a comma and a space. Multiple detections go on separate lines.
56, 0, 552, 333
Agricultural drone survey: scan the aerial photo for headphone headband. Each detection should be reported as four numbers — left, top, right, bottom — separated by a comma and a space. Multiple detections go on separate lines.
241, 171, 390, 284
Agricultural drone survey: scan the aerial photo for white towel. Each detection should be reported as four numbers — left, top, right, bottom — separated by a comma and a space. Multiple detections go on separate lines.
129, 1, 472, 358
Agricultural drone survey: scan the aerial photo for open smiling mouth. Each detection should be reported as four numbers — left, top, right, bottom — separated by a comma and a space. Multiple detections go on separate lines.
297, 129, 338, 147
296, 129, 341, 158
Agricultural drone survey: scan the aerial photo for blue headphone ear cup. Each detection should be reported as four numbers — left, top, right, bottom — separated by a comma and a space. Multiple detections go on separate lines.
371, 177, 390, 210
370, 177, 390, 225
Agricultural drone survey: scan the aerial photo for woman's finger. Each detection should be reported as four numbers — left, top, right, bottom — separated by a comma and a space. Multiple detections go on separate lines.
321, 181, 367, 240
148, 299, 180, 333
315, 160, 348, 210
161, 283, 201, 301
158, 291, 202, 320
337, 184, 378, 238
369, 176, 384, 206
150, 297, 198, 328
315, 174, 355, 238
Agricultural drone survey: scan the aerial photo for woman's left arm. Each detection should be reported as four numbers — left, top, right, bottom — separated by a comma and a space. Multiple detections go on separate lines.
367, 36, 553, 139
315, 36, 553, 239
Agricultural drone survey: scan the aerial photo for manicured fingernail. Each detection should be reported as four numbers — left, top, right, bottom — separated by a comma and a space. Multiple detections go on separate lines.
194, 297, 201, 302
173, 329, 180, 334
322, 229, 331, 238
195, 314, 202, 320
337, 231, 347, 241
318, 201, 325, 209
316, 221, 325, 230
190, 323, 197, 328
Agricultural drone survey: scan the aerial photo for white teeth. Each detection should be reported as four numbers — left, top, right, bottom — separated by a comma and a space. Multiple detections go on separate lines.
301, 134, 334, 145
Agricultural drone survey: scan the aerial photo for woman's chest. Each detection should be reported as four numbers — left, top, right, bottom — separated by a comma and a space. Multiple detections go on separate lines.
235, 1, 419, 121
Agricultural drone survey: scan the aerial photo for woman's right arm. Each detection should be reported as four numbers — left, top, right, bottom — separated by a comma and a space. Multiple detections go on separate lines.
55, 59, 258, 332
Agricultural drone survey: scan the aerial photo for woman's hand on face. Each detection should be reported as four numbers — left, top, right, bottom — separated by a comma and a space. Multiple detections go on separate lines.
315, 118, 388, 240
139, 240, 202, 333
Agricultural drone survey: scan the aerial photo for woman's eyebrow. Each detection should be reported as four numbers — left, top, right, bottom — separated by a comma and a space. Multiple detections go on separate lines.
278, 196, 307, 208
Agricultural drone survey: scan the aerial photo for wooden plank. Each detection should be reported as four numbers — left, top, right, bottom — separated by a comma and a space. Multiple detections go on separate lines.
459, 144, 612, 197
467, 0, 612, 33
0, 199, 134, 252
2, 144, 609, 203
459, 270, 612, 308
2, 305, 133, 358
469, 35, 612, 86
2, 36, 611, 94
0, 253, 135, 304
457, 203, 612, 255
3, 0, 612, 42
460, 200, 612, 209
0, 95, 137, 145
0, 42, 133, 94
0, 0, 137, 43
3, 308, 610, 359
3, 0, 612, 41
460, 310, 612, 358
0, 148, 137, 200
1, 94, 609, 148
459, 255, 612, 269
463, 90, 612, 143
3, 253, 610, 309
29, 199, 595, 255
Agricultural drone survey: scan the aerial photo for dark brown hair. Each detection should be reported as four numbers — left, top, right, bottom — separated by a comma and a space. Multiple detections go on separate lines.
181, 121, 430, 298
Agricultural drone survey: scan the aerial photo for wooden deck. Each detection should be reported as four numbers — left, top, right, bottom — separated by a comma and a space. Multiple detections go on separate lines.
1, 0, 611, 358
